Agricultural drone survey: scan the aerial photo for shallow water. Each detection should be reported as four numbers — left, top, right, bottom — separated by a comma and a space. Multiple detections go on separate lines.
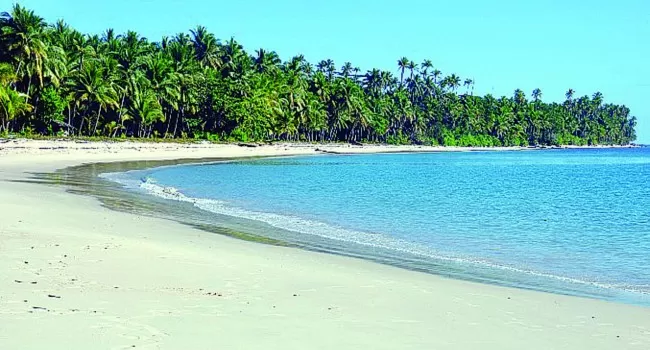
102, 149, 650, 306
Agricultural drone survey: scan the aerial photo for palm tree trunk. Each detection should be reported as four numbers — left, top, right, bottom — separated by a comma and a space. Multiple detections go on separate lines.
66, 106, 72, 135
25, 79, 32, 102
14, 61, 22, 77
73, 105, 83, 136
92, 105, 102, 136
173, 106, 183, 137
164, 108, 173, 137
117, 94, 126, 123
78, 116, 85, 136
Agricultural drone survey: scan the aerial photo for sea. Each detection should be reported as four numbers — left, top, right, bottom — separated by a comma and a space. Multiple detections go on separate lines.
102, 148, 650, 306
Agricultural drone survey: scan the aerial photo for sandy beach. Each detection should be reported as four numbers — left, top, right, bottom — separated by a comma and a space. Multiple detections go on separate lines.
1, 139, 649, 349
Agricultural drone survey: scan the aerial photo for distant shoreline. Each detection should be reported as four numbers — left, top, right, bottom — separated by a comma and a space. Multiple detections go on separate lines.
0, 138, 640, 158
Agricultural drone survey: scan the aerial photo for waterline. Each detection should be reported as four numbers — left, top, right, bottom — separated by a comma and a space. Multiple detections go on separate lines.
29, 152, 650, 307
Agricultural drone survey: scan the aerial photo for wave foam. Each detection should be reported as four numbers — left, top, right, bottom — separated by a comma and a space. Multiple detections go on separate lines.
110, 176, 650, 297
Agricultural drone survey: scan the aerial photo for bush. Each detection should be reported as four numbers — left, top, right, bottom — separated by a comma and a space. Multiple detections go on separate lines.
386, 131, 410, 145
36, 87, 67, 134
229, 127, 249, 142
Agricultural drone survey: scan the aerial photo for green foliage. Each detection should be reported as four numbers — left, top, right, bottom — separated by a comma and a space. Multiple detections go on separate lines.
441, 129, 457, 146
0, 4, 638, 146
455, 134, 501, 147
229, 127, 249, 142
386, 131, 410, 145
38, 86, 66, 122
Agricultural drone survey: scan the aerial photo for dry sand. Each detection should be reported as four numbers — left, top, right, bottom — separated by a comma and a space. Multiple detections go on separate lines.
0, 139, 649, 349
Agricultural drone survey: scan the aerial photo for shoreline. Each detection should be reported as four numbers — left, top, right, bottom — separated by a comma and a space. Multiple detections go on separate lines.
1, 140, 649, 349
100, 159, 648, 306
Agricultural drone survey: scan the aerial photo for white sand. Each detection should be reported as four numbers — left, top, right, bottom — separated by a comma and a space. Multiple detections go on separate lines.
1, 139, 648, 349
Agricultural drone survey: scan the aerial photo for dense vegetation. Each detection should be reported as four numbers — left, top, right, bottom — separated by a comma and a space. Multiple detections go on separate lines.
0, 5, 637, 145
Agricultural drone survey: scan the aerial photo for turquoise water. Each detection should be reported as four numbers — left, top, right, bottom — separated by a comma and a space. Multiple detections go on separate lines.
106, 149, 650, 305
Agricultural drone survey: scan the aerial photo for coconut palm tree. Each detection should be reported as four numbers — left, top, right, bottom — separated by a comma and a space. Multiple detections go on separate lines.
220, 37, 245, 79
190, 25, 221, 69
407, 60, 417, 80
397, 57, 409, 85
420, 59, 433, 76
463, 79, 474, 95
0, 85, 32, 132
123, 73, 164, 137
0, 4, 48, 94
143, 52, 180, 135
363, 68, 382, 96
445, 74, 461, 92
253, 48, 281, 74
69, 60, 118, 135
340, 62, 353, 79
0, 62, 32, 131
565, 89, 575, 102
431, 69, 442, 85
0, 5, 638, 145
316, 59, 335, 81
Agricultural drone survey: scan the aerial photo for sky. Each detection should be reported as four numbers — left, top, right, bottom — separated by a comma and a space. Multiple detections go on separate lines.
12, 0, 650, 143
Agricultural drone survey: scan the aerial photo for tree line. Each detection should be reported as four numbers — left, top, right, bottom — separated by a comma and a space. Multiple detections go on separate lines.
0, 5, 637, 145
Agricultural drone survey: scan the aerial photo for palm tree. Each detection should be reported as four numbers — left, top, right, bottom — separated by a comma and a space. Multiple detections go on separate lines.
253, 48, 281, 74
407, 60, 417, 80
592, 92, 603, 107
0, 85, 32, 132
69, 60, 118, 135
0, 4, 48, 94
0, 62, 32, 131
363, 68, 382, 96
220, 37, 245, 78
340, 62, 353, 79
190, 26, 220, 69
431, 69, 442, 85
117, 30, 147, 73
513, 89, 526, 105
463, 79, 474, 95
565, 89, 575, 102
0, 5, 638, 146
352, 66, 361, 83
397, 57, 409, 85
123, 73, 164, 137
143, 52, 180, 135
284, 55, 304, 73
316, 59, 335, 80
421, 59, 433, 76
444, 74, 461, 92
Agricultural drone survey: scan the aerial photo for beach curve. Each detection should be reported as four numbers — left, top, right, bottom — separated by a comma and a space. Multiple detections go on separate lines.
1, 139, 649, 350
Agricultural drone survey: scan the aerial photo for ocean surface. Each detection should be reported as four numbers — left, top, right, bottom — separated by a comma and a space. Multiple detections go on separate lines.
103, 148, 650, 305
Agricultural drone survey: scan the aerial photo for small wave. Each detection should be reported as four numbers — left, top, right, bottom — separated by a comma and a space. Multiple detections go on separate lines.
129, 178, 650, 297
99, 171, 145, 189
96, 172, 650, 299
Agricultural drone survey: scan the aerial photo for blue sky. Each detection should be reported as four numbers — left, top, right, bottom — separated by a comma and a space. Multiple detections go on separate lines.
13, 0, 650, 143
